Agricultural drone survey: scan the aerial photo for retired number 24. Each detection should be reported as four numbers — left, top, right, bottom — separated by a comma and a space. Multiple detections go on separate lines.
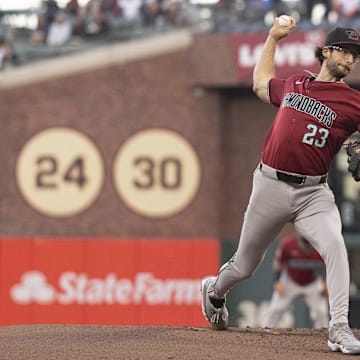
36, 155, 87, 189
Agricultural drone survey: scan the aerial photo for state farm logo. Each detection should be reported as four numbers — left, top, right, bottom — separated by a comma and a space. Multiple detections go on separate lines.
10, 271, 201, 305
11, 271, 56, 304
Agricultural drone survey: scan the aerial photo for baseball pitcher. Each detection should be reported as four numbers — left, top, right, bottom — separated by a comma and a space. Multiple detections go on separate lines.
201, 17, 360, 355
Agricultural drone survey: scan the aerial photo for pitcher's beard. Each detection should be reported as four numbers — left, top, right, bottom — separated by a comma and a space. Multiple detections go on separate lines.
328, 62, 350, 81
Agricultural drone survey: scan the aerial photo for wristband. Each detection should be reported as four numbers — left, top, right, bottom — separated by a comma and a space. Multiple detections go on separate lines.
274, 270, 281, 282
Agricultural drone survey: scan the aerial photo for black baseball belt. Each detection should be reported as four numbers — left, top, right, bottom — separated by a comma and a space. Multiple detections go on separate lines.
276, 171, 327, 185
259, 163, 327, 185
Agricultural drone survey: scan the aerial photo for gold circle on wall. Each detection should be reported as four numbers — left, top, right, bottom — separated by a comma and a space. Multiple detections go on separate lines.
113, 128, 201, 218
16, 127, 104, 218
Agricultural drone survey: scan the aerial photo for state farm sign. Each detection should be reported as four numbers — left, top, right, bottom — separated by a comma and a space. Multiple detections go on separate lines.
11, 271, 200, 305
231, 30, 326, 81
0, 237, 219, 326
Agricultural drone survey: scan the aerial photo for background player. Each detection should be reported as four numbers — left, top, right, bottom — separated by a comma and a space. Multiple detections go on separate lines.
201, 18, 360, 355
262, 232, 329, 329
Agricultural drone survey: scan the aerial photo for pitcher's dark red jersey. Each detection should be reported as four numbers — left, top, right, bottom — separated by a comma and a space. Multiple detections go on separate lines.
262, 74, 360, 175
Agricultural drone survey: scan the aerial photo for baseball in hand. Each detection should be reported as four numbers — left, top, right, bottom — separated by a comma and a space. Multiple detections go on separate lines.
278, 15, 291, 27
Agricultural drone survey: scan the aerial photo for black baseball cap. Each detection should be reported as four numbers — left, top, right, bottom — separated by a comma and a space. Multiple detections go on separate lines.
325, 27, 360, 51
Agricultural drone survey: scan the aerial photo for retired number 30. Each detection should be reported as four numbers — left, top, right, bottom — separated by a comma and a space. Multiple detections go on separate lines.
133, 156, 182, 190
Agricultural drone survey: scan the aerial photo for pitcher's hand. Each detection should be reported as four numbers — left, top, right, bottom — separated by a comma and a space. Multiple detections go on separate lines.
274, 281, 286, 296
270, 16, 296, 41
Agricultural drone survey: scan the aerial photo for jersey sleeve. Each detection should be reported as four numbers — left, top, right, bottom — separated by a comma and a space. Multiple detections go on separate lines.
268, 77, 286, 107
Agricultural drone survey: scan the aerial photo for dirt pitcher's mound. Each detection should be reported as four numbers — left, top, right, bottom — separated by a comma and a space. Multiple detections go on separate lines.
0, 325, 357, 360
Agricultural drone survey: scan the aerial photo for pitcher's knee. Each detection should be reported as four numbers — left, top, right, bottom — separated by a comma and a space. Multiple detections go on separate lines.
225, 261, 254, 281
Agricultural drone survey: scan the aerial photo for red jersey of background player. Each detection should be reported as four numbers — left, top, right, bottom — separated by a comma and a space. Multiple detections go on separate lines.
262, 73, 360, 175
275, 235, 324, 286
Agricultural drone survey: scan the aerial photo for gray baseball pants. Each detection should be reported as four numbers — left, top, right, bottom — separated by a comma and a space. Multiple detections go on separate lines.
209, 163, 349, 327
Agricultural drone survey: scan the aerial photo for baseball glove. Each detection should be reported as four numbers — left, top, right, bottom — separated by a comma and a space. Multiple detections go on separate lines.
345, 139, 360, 181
